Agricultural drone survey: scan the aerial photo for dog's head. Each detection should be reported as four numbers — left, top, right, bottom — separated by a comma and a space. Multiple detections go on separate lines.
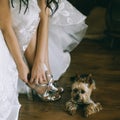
71, 74, 96, 104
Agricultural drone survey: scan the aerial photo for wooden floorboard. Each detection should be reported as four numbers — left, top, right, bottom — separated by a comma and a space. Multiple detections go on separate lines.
19, 39, 120, 120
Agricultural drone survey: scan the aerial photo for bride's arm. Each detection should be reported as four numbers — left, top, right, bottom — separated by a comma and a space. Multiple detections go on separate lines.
30, 0, 49, 84
0, 0, 29, 83
35, 0, 49, 62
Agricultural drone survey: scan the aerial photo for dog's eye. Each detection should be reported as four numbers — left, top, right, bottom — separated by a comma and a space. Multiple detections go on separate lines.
81, 90, 85, 94
73, 88, 78, 93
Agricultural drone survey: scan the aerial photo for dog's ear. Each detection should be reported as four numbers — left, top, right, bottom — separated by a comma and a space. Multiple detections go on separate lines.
70, 74, 80, 82
79, 73, 89, 83
87, 74, 96, 90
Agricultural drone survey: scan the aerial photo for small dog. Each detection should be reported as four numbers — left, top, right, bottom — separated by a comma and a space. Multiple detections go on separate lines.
65, 73, 102, 117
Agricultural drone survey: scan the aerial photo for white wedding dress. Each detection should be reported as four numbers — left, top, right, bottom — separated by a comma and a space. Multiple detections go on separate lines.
0, 0, 87, 119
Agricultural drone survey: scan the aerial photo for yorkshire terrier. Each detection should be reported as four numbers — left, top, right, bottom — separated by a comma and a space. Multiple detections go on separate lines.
65, 73, 102, 117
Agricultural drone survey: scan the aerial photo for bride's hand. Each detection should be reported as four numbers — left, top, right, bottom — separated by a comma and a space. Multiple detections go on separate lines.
30, 62, 47, 84
17, 62, 30, 83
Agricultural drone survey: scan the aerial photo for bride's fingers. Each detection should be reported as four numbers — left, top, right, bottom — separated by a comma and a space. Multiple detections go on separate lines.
38, 77, 42, 84
38, 78, 45, 84
43, 72, 47, 82
23, 78, 28, 83
39, 76, 45, 84
35, 78, 39, 85
19, 73, 28, 83
30, 76, 34, 83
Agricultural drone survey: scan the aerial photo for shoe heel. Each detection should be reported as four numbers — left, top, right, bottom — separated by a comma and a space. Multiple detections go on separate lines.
26, 86, 34, 101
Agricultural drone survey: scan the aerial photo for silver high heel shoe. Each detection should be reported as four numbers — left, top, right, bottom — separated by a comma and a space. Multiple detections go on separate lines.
26, 64, 63, 101
26, 85, 34, 101
45, 71, 64, 94
43, 63, 64, 94
34, 83, 61, 101
26, 82, 62, 101
32, 72, 64, 101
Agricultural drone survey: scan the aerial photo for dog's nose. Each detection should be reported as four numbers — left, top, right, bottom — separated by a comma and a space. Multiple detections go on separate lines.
74, 94, 80, 101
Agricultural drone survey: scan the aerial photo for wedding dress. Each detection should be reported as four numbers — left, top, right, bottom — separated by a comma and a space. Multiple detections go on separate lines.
0, 0, 87, 119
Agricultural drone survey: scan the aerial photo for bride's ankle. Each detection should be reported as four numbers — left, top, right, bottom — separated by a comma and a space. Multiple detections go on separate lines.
45, 71, 54, 83
27, 82, 48, 95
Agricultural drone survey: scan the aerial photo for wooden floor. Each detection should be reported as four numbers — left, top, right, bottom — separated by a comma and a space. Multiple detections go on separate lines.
19, 39, 120, 120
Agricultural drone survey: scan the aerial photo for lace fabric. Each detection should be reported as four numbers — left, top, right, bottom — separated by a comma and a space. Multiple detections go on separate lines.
50, 0, 87, 26
10, 0, 40, 51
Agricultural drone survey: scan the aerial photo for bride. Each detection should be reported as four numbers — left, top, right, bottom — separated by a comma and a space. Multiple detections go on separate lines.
0, 0, 87, 119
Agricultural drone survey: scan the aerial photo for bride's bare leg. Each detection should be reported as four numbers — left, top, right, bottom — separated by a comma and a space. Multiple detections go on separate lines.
24, 33, 46, 93
24, 32, 52, 94
44, 35, 52, 74
24, 32, 51, 78
24, 33, 36, 69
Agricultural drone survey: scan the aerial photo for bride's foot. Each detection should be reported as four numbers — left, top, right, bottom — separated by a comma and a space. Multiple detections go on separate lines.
27, 83, 61, 101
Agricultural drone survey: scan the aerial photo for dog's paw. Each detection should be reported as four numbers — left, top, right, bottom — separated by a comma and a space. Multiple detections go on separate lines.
84, 102, 102, 117
68, 106, 77, 115
66, 101, 78, 115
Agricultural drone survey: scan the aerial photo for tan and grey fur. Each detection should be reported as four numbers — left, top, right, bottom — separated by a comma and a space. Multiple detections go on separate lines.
66, 74, 102, 117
